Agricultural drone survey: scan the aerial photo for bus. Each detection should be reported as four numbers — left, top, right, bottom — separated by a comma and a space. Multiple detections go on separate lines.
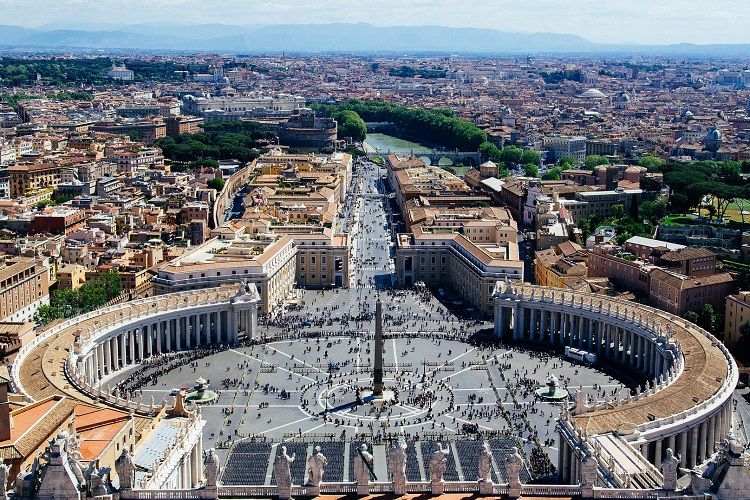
564, 346, 597, 365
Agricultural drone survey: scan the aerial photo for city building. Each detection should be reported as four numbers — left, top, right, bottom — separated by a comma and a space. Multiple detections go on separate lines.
0, 256, 50, 322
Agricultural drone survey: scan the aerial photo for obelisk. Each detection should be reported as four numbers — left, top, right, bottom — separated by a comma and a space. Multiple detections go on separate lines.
373, 297, 384, 396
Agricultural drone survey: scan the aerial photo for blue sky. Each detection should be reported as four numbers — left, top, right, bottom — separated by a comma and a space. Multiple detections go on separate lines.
1, 0, 749, 45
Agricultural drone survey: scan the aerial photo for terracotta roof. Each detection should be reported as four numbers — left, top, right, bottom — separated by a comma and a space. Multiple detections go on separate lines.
659, 247, 715, 261
0, 396, 76, 460
650, 268, 733, 290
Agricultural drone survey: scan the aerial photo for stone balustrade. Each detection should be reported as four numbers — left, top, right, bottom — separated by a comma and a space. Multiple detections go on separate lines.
492, 281, 737, 484
11, 284, 259, 406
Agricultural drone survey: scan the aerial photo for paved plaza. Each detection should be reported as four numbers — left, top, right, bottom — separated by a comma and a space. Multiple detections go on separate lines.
110, 159, 632, 480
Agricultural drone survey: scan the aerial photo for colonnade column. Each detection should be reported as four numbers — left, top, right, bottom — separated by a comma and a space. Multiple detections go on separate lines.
654, 439, 663, 466
690, 426, 699, 468
156, 322, 162, 354
679, 431, 688, 467
217, 311, 223, 344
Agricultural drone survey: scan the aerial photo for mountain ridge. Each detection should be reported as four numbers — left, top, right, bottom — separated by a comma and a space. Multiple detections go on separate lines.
0, 23, 747, 55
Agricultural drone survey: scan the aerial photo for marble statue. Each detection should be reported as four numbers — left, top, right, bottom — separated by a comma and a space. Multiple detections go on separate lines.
0, 463, 8, 500
505, 446, 523, 498
204, 448, 221, 488
478, 441, 493, 495
660, 448, 679, 491
353, 444, 373, 496
306, 445, 327, 487
478, 441, 493, 483
115, 448, 135, 491
274, 445, 296, 491
89, 467, 110, 497
429, 443, 449, 483
388, 439, 408, 496
429, 442, 449, 494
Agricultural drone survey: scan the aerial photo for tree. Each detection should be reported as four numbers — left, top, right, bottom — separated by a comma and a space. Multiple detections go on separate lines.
207, 178, 225, 191
697, 304, 719, 332
638, 154, 666, 172
738, 321, 750, 352
190, 159, 220, 169
639, 199, 667, 224
683, 310, 699, 325
669, 193, 691, 214
612, 204, 624, 219
639, 176, 662, 192
34, 271, 122, 325
498, 146, 524, 166
718, 161, 742, 185
333, 110, 367, 142
584, 155, 610, 170
479, 141, 501, 161
521, 149, 541, 166
558, 156, 577, 169
522, 163, 539, 178
543, 167, 562, 181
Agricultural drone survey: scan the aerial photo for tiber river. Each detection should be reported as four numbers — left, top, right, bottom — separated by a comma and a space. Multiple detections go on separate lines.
362, 133, 458, 167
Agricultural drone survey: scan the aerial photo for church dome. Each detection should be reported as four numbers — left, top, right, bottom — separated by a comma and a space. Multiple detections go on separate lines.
578, 88, 607, 99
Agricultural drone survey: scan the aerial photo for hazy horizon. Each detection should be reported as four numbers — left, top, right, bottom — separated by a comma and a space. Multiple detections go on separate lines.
1, 0, 749, 46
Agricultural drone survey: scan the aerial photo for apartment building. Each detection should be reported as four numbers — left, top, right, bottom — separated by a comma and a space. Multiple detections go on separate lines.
9, 163, 61, 197
56, 263, 87, 290
649, 268, 734, 316
29, 208, 88, 236
542, 135, 587, 161
588, 244, 734, 316
724, 292, 750, 347
0, 256, 51, 322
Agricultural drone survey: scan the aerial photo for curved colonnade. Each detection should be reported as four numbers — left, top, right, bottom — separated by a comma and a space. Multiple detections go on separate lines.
493, 280, 737, 485
9, 278, 737, 495
12, 283, 259, 415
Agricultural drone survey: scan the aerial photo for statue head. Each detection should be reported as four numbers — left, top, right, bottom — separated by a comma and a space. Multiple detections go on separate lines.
314, 445, 321, 454
360, 444, 367, 452
665, 448, 674, 458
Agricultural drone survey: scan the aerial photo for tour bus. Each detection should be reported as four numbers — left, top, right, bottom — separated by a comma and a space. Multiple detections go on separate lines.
564, 346, 597, 365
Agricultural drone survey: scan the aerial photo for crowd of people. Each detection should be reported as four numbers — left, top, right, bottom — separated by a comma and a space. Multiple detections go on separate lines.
104, 159, 628, 483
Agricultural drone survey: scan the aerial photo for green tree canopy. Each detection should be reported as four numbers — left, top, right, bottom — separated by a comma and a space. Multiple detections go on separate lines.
311, 99, 486, 151
584, 155, 610, 170
498, 146, 524, 165
638, 154, 666, 172
333, 110, 367, 142
207, 178, 225, 191
522, 163, 539, 178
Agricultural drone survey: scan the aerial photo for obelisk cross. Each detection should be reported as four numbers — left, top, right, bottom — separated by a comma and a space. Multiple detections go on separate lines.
373, 297, 384, 396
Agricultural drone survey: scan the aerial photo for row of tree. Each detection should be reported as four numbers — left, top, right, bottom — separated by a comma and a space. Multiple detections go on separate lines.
662, 160, 750, 222
313, 99, 487, 151
34, 271, 122, 325
0, 57, 190, 86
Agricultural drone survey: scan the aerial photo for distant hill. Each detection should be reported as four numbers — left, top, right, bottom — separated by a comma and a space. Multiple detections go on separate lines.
0, 23, 748, 55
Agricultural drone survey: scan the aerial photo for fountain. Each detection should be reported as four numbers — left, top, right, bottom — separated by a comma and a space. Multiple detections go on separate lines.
534, 374, 569, 401
185, 377, 218, 405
